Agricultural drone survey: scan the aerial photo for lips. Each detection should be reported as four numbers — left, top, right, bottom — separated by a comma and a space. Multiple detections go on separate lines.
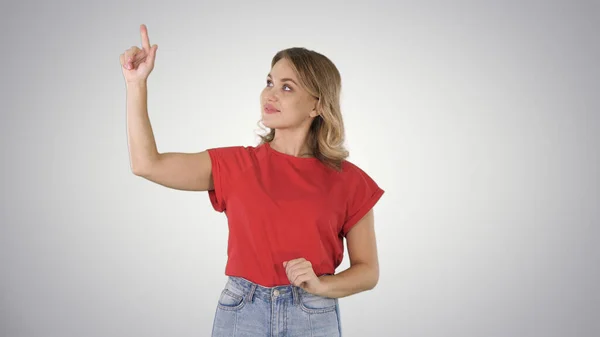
264, 103, 280, 113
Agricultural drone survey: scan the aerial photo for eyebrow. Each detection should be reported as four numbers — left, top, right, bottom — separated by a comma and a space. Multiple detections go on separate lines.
267, 73, 298, 86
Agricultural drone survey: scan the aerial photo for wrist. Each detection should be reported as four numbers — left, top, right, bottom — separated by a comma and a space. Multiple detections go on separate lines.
316, 274, 332, 296
126, 80, 147, 89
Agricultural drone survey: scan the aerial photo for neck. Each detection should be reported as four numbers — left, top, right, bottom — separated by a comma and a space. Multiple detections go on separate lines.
269, 129, 313, 158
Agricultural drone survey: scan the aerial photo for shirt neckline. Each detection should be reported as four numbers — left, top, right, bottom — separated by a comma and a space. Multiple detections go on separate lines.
264, 141, 320, 164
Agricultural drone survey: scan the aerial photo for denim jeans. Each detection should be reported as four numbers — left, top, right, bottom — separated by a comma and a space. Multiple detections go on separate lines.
211, 276, 342, 336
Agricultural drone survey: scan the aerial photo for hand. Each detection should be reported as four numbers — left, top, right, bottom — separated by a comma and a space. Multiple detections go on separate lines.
119, 24, 158, 84
283, 258, 326, 295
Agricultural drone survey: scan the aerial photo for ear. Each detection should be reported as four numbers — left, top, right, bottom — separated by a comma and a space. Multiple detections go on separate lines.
308, 98, 320, 118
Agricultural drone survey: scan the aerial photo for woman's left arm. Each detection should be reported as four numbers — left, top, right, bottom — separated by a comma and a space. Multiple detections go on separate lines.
317, 209, 379, 298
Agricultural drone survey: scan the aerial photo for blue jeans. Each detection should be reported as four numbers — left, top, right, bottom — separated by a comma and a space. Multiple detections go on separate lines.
211, 276, 342, 336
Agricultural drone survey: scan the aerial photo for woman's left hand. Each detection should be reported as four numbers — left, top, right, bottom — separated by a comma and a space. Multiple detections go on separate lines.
283, 258, 325, 295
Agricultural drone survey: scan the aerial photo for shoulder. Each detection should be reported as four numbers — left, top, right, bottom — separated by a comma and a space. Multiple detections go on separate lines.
340, 159, 360, 172
336, 159, 384, 197
207, 144, 265, 159
207, 144, 259, 154
206, 144, 267, 175
337, 159, 372, 181
337, 158, 385, 234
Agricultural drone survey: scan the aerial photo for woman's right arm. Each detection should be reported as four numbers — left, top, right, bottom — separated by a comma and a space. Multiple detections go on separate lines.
126, 82, 214, 192
121, 24, 213, 192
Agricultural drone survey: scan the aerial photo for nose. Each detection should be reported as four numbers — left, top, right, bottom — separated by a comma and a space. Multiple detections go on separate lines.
264, 88, 279, 102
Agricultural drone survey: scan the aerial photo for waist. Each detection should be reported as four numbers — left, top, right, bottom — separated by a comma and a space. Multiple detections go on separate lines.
227, 274, 332, 303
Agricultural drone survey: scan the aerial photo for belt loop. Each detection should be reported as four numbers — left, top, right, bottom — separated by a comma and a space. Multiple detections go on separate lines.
292, 286, 300, 305
245, 283, 257, 303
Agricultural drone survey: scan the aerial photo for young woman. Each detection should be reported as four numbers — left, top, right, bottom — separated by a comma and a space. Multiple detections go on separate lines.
120, 24, 385, 337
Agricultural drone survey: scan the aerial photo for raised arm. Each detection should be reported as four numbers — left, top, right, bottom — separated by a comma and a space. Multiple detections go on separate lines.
120, 24, 214, 191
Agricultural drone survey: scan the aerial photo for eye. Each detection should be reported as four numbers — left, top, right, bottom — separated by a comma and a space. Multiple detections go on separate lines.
266, 79, 292, 92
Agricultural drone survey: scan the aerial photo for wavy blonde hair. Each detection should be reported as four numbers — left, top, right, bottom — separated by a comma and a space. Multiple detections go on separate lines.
257, 47, 349, 171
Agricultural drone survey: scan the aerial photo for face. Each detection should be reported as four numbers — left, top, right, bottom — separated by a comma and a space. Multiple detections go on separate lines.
260, 58, 319, 130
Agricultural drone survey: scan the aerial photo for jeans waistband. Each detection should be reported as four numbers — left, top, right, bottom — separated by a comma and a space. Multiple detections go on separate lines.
228, 276, 302, 304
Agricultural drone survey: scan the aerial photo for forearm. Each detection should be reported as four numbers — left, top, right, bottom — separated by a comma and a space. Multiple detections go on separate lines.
317, 263, 379, 299
126, 81, 159, 173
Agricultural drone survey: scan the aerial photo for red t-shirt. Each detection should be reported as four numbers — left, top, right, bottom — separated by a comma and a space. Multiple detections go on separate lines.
207, 142, 384, 287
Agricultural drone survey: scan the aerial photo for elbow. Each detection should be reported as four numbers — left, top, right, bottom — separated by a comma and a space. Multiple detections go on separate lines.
130, 158, 156, 177
131, 164, 144, 176
367, 277, 379, 291
130, 153, 159, 177
131, 163, 150, 177
132, 168, 144, 177
364, 265, 380, 291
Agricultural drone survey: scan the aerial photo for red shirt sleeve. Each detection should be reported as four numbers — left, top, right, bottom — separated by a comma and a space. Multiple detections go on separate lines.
206, 146, 249, 212
340, 162, 385, 237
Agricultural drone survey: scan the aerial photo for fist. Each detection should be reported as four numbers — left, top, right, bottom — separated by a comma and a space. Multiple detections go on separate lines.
283, 258, 325, 295
119, 24, 158, 84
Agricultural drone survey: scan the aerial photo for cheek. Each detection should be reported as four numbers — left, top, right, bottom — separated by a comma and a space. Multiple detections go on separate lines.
289, 100, 311, 117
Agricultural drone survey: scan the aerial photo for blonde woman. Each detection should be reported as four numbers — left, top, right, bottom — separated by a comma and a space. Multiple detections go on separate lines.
120, 24, 385, 336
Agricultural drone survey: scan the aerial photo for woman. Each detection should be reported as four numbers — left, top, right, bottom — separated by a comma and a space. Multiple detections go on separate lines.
120, 24, 385, 337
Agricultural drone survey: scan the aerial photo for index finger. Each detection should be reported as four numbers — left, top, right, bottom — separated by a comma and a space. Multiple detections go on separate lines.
140, 24, 151, 50
285, 258, 306, 268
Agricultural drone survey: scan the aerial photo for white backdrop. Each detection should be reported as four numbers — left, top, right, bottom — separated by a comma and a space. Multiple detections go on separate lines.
1, 0, 599, 336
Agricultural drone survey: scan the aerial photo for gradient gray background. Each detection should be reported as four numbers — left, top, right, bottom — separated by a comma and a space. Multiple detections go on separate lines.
1, 0, 599, 336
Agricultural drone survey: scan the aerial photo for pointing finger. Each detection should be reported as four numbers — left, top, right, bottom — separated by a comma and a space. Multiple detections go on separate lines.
140, 24, 151, 51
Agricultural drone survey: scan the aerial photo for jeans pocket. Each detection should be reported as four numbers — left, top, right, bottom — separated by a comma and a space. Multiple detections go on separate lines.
217, 282, 246, 311
299, 290, 337, 314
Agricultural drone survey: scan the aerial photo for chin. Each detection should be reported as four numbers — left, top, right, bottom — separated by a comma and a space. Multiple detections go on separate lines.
261, 119, 280, 130
261, 114, 282, 129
